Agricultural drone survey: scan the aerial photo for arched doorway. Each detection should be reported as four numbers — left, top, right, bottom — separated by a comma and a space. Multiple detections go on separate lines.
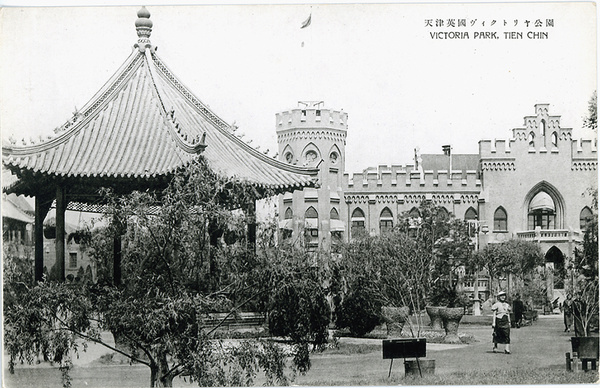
545, 246, 566, 289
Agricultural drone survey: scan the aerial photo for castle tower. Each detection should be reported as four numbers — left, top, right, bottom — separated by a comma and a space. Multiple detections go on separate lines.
276, 101, 348, 252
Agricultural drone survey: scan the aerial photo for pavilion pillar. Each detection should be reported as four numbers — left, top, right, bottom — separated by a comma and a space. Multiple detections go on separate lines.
113, 234, 122, 286
55, 185, 67, 282
34, 195, 52, 282
113, 214, 126, 286
246, 200, 257, 253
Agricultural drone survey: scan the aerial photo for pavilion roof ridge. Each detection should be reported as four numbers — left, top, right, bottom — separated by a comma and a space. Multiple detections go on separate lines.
149, 51, 318, 177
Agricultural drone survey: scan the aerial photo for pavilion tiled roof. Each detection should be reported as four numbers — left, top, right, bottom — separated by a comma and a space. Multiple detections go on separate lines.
2, 194, 34, 224
2, 7, 317, 197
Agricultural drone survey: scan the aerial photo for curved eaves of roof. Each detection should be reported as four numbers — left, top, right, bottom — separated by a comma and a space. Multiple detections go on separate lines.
2, 48, 317, 193
2, 50, 202, 180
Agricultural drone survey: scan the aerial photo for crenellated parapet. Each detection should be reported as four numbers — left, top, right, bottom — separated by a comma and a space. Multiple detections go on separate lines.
572, 138, 597, 156
343, 164, 481, 192
276, 103, 348, 136
344, 192, 480, 205
571, 138, 598, 170
480, 104, 596, 166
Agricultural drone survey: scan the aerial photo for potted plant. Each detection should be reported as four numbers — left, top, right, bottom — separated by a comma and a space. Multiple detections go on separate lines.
381, 306, 410, 336
67, 229, 92, 245
388, 284, 435, 377
425, 306, 444, 331
428, 284, 470, 343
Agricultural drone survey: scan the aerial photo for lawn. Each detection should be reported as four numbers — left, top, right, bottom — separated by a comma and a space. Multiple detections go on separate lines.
3, 315, 598, 387
301, 367, 599, 386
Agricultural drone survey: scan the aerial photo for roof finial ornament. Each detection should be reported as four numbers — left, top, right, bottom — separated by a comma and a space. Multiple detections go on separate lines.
134, 6, 154, 53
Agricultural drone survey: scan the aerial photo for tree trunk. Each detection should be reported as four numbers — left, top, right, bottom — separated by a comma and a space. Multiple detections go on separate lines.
150, 353, 174, 387
150, 365, 158, 387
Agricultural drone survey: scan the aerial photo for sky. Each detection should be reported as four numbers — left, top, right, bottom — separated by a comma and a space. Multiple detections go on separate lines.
0, 1, 597, 177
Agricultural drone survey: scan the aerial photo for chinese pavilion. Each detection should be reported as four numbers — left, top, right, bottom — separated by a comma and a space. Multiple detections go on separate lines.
2, 7, 318, 282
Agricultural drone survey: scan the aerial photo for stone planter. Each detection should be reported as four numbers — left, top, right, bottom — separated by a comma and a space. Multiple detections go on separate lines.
382, 306, 410, 335
425, 306, 444, 331
440, 307, 464, 344
568, 336, 599, 371
571, 336, 599, 359
404, 359, 436, 376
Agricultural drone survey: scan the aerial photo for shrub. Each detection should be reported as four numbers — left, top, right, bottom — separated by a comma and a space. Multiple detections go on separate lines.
268, 279, 330, 345
337, 277, 382, 336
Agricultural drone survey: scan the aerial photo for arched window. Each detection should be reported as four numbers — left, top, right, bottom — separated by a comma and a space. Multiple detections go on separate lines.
493, 207, 508, 231
305, 207, 318, 219
280, 208, 294, 240
528, 132, 535, 148
330, 207, 339, 220
379, 207, 394, 234
551, 132, 558, 148
464, 207, 478, 221
351, 208, 366, 237
409, 207, 420, 218
540, 119, 546, 137
304, 150, 318, 165
528, 191, 555, 230
284, 207, 293, 219
330, 207, 343, 248
305, 207, 319, 245
437, 207, 449, 221
580, 207, 593, 231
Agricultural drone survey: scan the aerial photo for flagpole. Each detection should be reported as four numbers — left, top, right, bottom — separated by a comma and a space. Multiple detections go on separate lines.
300, 7, 313, 100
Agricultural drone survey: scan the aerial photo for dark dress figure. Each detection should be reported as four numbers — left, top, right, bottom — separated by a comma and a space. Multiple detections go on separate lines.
563, 294, 573, 332
512, 295, 525, 328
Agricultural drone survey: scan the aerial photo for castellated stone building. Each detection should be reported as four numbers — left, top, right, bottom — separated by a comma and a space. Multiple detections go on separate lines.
277, 101, 597, 299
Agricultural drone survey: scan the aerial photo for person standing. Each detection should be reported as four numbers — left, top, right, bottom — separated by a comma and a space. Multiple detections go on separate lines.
512, 294, 525, 328
562, 293, 573, 332
492, 290, 511, 354
572, 294, 586, 336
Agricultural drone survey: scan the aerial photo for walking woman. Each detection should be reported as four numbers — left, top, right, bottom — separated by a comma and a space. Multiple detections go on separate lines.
492, 290, 511, 354
563, 293, 573, 332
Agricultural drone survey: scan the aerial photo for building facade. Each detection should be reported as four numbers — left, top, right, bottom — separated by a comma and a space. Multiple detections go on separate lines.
277, 102, 597, 300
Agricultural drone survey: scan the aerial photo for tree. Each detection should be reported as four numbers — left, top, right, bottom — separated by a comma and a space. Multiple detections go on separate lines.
571, 188, 599, 336
573, 188, 598, 280
471, 239, 544, 297
334, 201, 474, 337
259, 240, 331, 372
583, 90, 597, 132
397, 202, 474, 307
4, 157, 327, 387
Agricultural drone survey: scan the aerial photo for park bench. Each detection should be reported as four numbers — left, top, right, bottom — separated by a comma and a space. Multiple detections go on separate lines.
202, 312, 266, 330
510, 309, 537, 327
522, 310, 538, 325
566, 337, 599, 371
